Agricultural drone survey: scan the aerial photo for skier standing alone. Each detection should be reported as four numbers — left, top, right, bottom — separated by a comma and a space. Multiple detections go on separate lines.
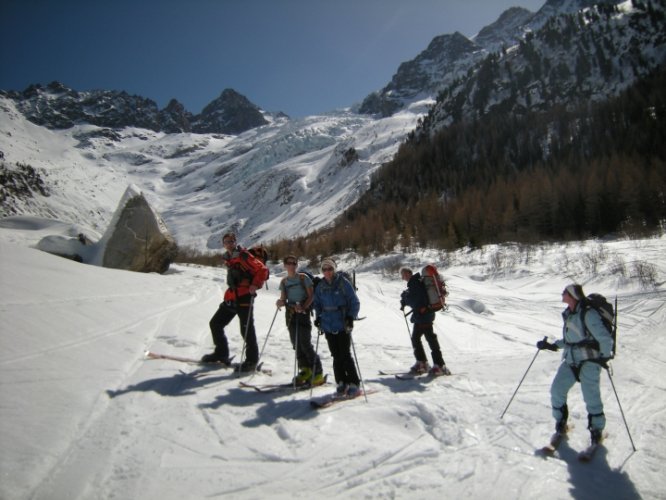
537, 284, 614, 446
400, 268, 450, 376
201, 233, 268, 371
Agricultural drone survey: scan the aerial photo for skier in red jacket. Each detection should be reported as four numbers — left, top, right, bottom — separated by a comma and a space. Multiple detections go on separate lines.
201, 233, 268, 371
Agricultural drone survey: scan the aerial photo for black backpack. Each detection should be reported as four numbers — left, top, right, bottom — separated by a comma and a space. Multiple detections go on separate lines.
581, 293, 617, 358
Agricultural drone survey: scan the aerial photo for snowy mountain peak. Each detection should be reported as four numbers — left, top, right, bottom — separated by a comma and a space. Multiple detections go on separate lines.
358, 0, 632, 117
191, 88, 269, 134
472, 7, 535, 50
1, 82, 273, 136
358, 32, 480, 116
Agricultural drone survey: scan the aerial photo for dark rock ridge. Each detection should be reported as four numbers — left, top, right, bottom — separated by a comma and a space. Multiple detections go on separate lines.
1, 82, 270, 135
358, 0, 629, 117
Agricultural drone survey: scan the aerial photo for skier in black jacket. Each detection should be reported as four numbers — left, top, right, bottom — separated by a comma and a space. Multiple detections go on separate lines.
400, 268, 450, 376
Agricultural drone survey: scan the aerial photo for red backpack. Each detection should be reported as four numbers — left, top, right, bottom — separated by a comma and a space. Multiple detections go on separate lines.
421, 264, 448, 311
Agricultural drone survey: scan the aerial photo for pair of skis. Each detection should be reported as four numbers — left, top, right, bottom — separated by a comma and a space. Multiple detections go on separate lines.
241, 378, 376, 409
310, 388, 378, 409
146, 351, 376, 408
378, 369, 453, 380
537, 430, 604, 462
239, 375, 329, 394
144, 350, 273, 375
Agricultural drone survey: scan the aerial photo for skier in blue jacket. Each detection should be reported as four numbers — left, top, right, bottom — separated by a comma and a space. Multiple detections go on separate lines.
313, 258, 361, 396
537, 284, 614, 446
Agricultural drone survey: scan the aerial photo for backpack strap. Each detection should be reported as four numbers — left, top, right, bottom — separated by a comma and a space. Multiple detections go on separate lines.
569, 304, 600, 350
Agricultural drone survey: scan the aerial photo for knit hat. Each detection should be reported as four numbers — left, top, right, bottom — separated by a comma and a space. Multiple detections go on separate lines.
564, 284, 583, 300
321, 258, 336, 271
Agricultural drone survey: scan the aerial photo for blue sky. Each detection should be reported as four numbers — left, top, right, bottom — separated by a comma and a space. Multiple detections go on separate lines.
1, 0, 545, 117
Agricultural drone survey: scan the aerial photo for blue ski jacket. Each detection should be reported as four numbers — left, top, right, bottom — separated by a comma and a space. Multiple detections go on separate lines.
313, 273, 360, 333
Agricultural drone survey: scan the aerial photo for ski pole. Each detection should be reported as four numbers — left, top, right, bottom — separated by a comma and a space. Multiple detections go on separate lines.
403, 310, 413, 345
500, 336, 546, 419
243, 305, 279, 383
309, 327, 323, 399
605, 367, 637, 452
257, 306, 279, 364
293, 316, 300, 389
349, 329, 368, 403
237, 294, 255, 376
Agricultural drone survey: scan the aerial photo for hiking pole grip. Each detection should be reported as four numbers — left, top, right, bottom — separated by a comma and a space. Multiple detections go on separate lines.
500, 336, 546, 419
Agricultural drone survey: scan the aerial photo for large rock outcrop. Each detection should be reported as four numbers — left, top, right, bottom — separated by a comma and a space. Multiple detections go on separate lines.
96, 185, 177, 273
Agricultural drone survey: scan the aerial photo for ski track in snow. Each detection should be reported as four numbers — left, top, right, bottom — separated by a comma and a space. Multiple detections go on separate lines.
1, 235, 665, 499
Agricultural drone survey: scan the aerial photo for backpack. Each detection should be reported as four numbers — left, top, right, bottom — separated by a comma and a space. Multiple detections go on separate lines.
297, 269, 355, 291
338, 270, 356, 291
581, 293, 617, 358
297, 269, 321, 291
421, 264, 448, 311
248, 245, 270, 281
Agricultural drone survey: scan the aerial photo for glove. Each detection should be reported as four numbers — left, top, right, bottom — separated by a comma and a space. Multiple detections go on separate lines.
345, 317, 354, 332
537, 339, 558, 351
400, 303, 405, 311
314, 318, 321, 328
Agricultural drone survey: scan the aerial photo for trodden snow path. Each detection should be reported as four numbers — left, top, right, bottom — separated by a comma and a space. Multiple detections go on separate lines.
1, 235, 665, 499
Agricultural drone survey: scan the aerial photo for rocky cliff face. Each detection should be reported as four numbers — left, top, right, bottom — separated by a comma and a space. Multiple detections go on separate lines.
358, 0, 629, 117
359, 32, 481, 117
1, 82, 269, 135
191, 89, 268, 134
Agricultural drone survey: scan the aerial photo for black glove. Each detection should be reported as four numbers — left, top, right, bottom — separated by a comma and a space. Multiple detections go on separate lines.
314, 318, 321, 328
345, 317, 354, 332
400, 303, 405, 311
537, 339, 558, 351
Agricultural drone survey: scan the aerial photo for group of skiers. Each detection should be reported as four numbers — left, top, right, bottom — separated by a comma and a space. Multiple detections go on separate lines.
200, 234, 362, 396
200, 233, 614, 448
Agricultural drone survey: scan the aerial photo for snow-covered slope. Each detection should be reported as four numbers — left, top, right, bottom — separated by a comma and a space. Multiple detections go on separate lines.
1, 219, 664, 499
0, 96, 431, 249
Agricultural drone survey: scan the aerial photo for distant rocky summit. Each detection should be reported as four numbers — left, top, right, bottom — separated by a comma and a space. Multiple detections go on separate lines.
1, 82, 270, 135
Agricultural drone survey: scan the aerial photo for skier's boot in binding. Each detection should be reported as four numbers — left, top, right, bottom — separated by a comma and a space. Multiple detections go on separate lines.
409, 360, 429, 374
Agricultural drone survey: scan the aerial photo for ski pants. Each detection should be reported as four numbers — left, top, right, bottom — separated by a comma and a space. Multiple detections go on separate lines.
324, 330, 360, 386
550, 360, 605, 431
412, 322, 445, 367
209, 294, 258, 364
287, 310, 322, 374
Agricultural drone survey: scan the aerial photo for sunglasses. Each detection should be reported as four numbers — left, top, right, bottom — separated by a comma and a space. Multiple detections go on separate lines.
223, 239, 236, 245
322, 267, 334, 272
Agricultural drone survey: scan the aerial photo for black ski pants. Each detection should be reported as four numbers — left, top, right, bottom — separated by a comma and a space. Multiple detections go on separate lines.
287, 310, 322, 374
324, 330, 360, 386
412, 322, 445, 367
209, 294, 258, 364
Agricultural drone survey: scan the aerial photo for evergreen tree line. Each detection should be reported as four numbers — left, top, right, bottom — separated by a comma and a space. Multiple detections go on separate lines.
266, 66, 666, 260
